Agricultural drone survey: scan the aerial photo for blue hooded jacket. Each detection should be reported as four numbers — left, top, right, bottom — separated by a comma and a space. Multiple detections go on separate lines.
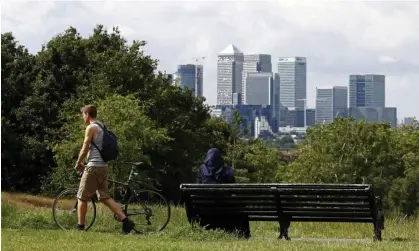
198, 148, 235, 184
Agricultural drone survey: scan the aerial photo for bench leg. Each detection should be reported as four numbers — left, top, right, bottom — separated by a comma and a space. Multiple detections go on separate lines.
373, 227, 382, 242
373, 211, 385, 242
278, 219, 291, 241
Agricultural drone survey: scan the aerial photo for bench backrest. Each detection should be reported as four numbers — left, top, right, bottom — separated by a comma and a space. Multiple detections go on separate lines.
180, 183, 379, 223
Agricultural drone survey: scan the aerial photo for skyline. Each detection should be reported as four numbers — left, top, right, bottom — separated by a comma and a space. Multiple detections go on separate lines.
2, 1, 419, 119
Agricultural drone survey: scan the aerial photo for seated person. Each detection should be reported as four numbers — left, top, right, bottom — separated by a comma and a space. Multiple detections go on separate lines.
198, 148, 235, 184
197, 148, 250, 239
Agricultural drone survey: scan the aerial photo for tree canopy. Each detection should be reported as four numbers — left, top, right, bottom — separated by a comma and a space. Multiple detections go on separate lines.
282, 117, 419, 215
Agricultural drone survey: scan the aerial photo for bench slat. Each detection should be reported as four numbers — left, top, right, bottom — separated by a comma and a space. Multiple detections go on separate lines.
181, 183, 371, 189
193, 206, 371, 212
248, 216, 374, 223
195, 210, 371, 217
190, 195, 370, 203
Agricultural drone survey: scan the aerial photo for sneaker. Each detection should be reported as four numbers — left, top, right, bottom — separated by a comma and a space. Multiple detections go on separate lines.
121, 218, 135, 234
75, 224, 85, 231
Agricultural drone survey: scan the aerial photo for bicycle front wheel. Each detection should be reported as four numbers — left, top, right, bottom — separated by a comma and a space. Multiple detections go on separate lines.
52, 188, 97, 231
125, 189, 171, 234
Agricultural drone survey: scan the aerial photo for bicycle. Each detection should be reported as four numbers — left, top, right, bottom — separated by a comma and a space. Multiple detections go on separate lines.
52, 162, 171, 233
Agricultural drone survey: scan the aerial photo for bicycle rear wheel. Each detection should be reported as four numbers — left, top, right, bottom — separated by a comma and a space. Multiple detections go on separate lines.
52, 188, 97, 231
124, 189, 171, 234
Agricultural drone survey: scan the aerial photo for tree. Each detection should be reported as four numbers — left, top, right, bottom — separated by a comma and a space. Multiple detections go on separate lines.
1, 33, 38, 191
1, 25, 230, 200
286, 117, 419, 214
222, 110, 284, 183
47, 94, 171, 193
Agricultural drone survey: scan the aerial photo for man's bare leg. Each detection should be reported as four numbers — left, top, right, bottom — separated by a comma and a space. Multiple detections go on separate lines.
77, 199, 88, 227
101, 198, 126, 220
101, 198, 135, 234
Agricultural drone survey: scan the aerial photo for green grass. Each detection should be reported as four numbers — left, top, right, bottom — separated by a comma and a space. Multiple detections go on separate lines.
2, 192, 419, 251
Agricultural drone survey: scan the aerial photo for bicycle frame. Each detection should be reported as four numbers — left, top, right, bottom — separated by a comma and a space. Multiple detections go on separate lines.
54, 162, 171, 232
71, 163, 162, 213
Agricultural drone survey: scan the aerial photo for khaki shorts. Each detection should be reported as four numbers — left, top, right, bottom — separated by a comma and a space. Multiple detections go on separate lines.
77, 166, 110, 201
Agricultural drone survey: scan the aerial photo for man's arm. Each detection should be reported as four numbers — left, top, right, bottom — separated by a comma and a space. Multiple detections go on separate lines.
76, 125, 96, 165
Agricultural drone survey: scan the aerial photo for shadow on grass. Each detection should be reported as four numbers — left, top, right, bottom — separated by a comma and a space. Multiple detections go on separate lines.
389, 237, 411, 242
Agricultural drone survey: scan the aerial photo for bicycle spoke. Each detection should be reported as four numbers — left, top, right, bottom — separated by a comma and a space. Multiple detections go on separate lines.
125, 189, 170, 234
52, 188, 97, 231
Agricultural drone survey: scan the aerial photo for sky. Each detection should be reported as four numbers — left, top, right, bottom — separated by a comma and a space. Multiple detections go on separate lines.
2, 0, 419, 121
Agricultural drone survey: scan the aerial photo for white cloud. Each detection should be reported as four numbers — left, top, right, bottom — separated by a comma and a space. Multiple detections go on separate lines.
378, 56, 397, 64
1, 0, 419, 119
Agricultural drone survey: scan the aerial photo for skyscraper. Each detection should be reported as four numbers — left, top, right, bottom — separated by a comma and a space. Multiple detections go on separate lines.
244, 72, 280, 128
277, 57, 307, 109
349, 107, 397, 127
217, 44, 244, 105
244, 72, 273, 105
349, 74, 385, 107
315, 86, 348, 124
242, 54, 272, 104
176, 64, 203, 97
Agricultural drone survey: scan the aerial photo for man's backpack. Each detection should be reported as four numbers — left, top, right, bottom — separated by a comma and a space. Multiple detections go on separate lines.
91, 122, 119, 162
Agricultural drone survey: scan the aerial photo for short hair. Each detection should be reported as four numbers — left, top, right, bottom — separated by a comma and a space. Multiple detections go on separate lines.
81, 105, 97, 118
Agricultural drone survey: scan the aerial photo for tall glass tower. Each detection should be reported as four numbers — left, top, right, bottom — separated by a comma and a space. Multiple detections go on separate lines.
277, 57, 307, 109
177, 64, 203, 97
349, 74, 385, 107
217, 44, 244, 105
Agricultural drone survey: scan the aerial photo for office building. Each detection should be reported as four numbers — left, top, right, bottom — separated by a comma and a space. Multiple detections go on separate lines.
242, 54, 272, 104
280, 108, 316, 127
244, 72, 273, 105
217, 44, 244, 105
244, 72, 280, 127
255, 116, 275, 139
315, 86, 348, 124
349, 74, 385, 107
232, 93, 242, 105
277, 57, 307, 109
349, 107, 397, 127
176, 64, 203, 97
216, 105, 277, 136
403, 117, 416, 125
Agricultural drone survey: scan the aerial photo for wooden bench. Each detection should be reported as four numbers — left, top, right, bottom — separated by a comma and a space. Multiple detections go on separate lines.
180, 183, 385, 241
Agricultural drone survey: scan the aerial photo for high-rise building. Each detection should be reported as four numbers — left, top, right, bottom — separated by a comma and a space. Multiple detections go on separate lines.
277, 57, 307, 109
217, 44, 244, 105
349, 107, 397, 127
403, 117, 416, 125
176, 64, 203, 97
215, 105, 275, 136
244, 72, 280, 128
280, 108, 316, 128
315, 86, 348, 124
242, 54, 272, 104
349, 74, 385, 107
168, 72, 179, 86
272, 73, 281, 128
244, 72, 273, 105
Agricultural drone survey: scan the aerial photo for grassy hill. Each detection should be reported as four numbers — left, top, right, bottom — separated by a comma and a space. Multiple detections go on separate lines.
2, 192, 419, 251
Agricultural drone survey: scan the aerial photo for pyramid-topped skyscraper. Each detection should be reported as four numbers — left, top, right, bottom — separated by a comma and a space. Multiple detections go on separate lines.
218, 44, 242, 55
217, 44, 244, 105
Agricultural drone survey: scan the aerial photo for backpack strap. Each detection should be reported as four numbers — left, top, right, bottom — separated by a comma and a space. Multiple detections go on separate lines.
92, 121, 106, 131
90, 122, 105, 152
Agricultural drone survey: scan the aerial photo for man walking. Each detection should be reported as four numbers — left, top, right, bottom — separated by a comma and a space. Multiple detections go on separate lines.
75, 104, 134, 234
